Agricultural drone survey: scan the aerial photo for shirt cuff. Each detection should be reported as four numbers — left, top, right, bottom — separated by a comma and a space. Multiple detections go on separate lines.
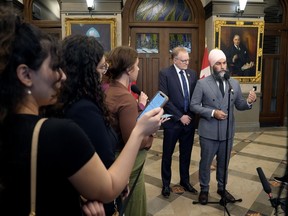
211, 110, 215, 117
247, 102, 253, 108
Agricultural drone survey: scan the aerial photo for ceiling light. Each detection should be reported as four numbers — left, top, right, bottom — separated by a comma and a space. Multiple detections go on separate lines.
236, 0, 247, 15
86, 0, 94, 12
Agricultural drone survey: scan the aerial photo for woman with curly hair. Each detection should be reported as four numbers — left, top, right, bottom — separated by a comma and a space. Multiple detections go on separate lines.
60, 34, 124, 215
0, 7, 163, 216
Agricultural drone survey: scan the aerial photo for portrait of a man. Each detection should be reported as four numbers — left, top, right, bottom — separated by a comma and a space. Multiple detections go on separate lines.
219, 25, 258, 78
214, 20, 264, 83
225, 34, 255, 76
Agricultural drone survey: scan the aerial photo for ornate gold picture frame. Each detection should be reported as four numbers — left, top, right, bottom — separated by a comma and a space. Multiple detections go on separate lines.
65, 18, 116, 52
214, 20, 264, 83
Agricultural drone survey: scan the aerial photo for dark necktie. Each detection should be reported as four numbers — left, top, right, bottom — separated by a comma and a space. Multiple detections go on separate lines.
179, 70, 189, 112
219, 79, 224, 97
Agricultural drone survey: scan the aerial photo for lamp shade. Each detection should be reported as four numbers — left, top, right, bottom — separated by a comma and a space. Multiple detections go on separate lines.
86, 0, 94, 8
239, 0, 247, 11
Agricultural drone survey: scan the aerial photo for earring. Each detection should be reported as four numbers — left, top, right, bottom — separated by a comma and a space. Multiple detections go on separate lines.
27, 89, 32, 95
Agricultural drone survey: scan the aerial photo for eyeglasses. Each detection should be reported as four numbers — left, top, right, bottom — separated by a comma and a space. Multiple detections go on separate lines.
97, 62, 109, 74
176, 58, 189, 63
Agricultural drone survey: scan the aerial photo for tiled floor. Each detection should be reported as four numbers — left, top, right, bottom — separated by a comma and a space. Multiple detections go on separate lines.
144, 127, 287, 216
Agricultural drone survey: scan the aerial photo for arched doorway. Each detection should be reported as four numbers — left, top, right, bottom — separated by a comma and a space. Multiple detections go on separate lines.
122, 0, 205, 98
23, 0, 61, 39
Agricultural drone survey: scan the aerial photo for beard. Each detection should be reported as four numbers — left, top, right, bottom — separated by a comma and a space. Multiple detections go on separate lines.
212, 69, 227, 81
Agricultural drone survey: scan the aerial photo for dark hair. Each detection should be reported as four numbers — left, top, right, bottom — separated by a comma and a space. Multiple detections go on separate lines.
60, 34, 111, 125
105, 46, 138, 80
0, 7, 61, 116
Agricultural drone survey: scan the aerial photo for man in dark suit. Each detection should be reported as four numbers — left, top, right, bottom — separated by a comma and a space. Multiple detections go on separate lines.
190, 48, 257, 205
225, 34, 255, 76
159, 46, 198, 198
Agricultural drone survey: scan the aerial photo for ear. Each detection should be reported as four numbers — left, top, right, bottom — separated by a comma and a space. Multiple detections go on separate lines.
126, 68, 131, 75
16, 64, 33, 87
126, 66, 133, 74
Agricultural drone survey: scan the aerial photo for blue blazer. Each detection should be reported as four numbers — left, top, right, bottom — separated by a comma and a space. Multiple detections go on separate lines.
159, 65, 197, 129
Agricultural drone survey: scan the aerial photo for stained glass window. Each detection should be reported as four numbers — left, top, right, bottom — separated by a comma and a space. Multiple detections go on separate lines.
136, 0, 192, 21
136, 33, 159, 53
169, 33, 191, 53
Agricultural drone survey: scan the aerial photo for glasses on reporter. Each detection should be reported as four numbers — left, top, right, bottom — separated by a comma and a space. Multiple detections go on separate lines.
97, 62, 109, 74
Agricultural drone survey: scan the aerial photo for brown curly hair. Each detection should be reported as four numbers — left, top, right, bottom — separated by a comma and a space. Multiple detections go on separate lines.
60, 34, 111, 125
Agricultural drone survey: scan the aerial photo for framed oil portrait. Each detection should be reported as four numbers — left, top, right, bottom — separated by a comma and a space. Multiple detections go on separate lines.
214, 20, 264, 83
65, 18, 116, 52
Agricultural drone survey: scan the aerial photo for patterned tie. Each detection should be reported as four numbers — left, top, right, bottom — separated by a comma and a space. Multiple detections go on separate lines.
179, 70, 189, 112
219, 79, 225, 97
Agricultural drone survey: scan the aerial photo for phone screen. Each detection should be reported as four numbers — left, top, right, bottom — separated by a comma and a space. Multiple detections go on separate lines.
137, 91, 168, 120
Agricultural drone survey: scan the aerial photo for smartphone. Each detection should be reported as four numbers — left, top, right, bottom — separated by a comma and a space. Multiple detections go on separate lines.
160, 114, 173, 119
137, 91, 169, 120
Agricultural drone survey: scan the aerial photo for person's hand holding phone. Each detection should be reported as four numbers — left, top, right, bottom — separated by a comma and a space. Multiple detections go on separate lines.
134, 107, 163, 138
137, 91, 169, 120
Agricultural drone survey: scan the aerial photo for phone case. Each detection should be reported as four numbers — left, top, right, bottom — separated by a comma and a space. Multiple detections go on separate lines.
137, 91, 169, 120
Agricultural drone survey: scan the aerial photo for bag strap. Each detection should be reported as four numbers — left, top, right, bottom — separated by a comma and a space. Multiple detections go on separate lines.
29, 118, 47, 216
119, 160, 145, 216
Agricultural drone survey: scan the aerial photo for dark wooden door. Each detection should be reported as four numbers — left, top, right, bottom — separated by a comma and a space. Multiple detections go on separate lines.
130, 27, 199, 98
260, 29, 287, 126
260, 0, 288, 126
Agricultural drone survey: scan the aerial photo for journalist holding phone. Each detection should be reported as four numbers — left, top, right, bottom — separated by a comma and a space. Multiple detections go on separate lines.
104, 46, 154, 216
137, 91, 169, 120
159, 46, 198, 198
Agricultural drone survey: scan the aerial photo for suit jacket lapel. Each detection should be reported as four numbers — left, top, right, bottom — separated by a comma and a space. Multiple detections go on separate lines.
207, 76, 224, 101
207, 77, 218, 98
185, 70, 192, 85
224, 80, 229, 99
185, 70, 193, 98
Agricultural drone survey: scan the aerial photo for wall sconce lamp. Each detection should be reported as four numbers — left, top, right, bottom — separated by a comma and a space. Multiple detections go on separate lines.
236, 0, 247, 15
86, 0, 94, 13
